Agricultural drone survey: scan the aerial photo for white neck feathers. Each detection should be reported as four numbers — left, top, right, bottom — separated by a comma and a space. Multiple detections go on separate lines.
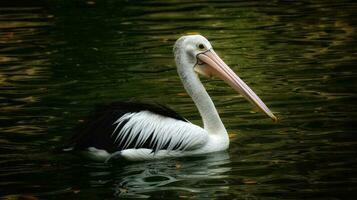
175, 52, 227, 135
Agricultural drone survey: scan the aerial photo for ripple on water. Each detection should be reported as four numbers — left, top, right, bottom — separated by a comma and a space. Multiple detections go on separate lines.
0, 0, 356, 199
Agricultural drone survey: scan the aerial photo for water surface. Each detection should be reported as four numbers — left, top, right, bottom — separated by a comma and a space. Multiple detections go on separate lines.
0, 0, 356, 199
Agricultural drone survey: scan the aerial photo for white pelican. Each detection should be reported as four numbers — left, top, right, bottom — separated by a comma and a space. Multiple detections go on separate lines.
65, 35, 277, 162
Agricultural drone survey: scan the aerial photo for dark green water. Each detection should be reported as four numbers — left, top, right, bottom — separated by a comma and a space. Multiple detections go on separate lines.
1, 0, 356, 199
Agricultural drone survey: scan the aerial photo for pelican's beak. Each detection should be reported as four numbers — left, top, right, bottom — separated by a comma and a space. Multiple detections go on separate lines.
196, 49, 278, 122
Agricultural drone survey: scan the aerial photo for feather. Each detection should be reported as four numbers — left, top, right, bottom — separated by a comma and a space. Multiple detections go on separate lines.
112, 111, 207, 153
65, 101, 207, 154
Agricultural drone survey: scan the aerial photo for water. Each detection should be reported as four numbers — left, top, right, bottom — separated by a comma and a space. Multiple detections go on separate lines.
0, 0, 356, 199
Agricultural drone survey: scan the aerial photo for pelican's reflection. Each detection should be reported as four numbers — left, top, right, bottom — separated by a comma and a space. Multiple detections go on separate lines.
110, 152, 231, 198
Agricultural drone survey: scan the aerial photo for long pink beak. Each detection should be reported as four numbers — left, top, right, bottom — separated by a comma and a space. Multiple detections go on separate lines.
197, 50, 278, 122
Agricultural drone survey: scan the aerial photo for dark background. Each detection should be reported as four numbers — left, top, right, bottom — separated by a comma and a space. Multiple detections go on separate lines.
0, 0, 356, 199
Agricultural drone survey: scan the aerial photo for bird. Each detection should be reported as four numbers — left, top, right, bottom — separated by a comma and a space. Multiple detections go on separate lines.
64, 35, 277, 162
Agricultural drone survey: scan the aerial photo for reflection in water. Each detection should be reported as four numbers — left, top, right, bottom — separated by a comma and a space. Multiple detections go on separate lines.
111, 152, 230, 198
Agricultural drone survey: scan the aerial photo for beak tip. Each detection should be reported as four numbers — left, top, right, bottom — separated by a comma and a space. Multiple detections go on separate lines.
271, 114, 279, 123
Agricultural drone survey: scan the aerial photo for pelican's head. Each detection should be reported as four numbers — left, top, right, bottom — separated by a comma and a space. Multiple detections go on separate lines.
174, 35, 277, 122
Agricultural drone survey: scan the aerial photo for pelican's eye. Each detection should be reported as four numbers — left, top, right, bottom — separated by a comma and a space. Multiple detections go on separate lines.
198, 43, 205, 50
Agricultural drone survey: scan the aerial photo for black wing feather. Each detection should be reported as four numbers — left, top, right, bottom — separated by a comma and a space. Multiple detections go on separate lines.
64, 101, 188, 153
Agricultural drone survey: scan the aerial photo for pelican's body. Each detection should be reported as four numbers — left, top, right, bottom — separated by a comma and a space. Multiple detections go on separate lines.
65, 35, 276, 162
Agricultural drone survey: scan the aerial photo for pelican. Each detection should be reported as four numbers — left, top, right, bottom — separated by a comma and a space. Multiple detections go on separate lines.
64, 35, 277, 162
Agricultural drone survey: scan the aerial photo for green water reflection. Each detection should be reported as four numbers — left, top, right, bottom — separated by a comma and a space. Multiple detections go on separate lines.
0, 0, 356, 199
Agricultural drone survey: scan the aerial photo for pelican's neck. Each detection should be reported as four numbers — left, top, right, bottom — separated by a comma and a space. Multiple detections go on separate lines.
176, 61, 227, 135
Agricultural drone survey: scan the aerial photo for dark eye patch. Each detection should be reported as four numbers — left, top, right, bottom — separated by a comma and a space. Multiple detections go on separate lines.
198, 44, 205, 49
